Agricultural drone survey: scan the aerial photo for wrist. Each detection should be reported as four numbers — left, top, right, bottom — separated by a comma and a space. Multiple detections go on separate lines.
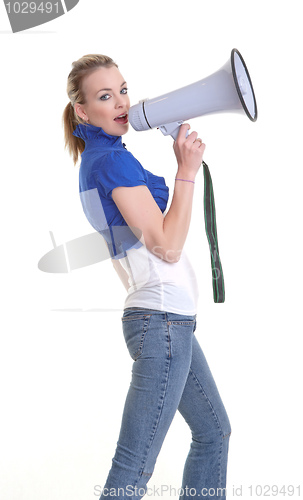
175, 177, 195, 184
176, 171, 196, 182
176, 166, 196, 182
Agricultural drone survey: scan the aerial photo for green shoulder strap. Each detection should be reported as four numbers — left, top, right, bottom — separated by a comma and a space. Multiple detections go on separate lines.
203, 161, 225, 303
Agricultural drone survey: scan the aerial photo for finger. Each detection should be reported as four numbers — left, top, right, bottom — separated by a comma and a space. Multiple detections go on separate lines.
177, 123, 191, 140
198, 142, 206, 153
186, 130, 198, 143
193, 137, 203, 149
193, 139, 206, 152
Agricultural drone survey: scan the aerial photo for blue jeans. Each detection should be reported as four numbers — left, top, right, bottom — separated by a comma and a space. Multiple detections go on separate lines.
100, 308, 231, 500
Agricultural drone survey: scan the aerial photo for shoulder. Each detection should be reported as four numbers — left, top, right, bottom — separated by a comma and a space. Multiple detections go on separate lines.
90, 149, 148, 198
91, 148, 145, 175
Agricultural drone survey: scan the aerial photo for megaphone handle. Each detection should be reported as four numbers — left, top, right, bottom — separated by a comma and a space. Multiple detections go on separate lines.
171, 126, 189, 141
158, 121, 185, 140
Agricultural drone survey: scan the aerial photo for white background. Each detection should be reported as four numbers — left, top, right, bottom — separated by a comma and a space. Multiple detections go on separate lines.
0, 1, 302, 499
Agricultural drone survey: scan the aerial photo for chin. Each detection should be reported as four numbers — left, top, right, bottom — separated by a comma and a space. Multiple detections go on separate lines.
120, 124, 129, 136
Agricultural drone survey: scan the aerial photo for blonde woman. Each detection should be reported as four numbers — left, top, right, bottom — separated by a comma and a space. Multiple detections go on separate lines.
63, 54, 231, 500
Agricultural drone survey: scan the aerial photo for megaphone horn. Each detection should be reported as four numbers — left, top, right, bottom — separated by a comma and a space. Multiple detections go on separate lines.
129, 48, 257, 140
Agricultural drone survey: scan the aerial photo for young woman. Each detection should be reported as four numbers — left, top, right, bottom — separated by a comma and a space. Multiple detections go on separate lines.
63, 54, 231, 500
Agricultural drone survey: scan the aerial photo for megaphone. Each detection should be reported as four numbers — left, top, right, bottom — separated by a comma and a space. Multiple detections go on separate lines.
129, 48, 257, 140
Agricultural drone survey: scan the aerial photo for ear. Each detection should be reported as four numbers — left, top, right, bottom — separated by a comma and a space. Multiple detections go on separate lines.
74, 103, 88, 121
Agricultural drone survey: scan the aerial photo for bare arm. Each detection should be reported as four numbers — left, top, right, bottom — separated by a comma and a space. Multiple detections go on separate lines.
112, 124, 205, 263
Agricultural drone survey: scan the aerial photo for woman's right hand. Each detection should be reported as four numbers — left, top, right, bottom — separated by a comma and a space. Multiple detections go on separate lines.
173, 123, 206, 181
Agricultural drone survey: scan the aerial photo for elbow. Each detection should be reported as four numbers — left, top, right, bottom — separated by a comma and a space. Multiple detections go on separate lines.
150, 245, 182, 264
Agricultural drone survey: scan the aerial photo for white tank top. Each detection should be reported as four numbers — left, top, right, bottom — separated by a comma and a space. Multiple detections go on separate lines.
118, 245, 199, 315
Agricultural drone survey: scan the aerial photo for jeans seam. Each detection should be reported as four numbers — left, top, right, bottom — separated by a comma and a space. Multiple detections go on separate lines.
137, 322, 171, 479
189, 368, 222, 433
122, 314, 152, 360
223, 431, 231, 439
134, 315, 151, 360
122, 314, 152, 322
167, 321, 195, 325
189, 367, 225, 490
138, 361, 170, 478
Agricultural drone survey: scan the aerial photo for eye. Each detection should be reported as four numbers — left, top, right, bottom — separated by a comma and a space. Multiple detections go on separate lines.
121, 88, 128, 95
100, 94, 111, 101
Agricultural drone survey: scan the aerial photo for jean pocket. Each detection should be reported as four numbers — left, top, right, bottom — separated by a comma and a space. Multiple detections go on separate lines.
167, 318, 197, 336
122, 314, 151, 360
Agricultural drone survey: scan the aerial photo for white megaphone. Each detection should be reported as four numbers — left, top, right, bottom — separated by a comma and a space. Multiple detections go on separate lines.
129, 48, 257, 140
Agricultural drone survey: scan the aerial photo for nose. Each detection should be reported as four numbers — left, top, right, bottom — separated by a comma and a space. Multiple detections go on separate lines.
115, 94, 125, 108
115, 92, 129, 109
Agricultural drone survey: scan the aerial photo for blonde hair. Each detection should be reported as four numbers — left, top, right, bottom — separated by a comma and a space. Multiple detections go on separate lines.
62, 54, 118, 166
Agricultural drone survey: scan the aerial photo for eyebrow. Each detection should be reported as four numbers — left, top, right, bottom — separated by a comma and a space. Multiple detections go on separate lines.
96, 82, 127, 95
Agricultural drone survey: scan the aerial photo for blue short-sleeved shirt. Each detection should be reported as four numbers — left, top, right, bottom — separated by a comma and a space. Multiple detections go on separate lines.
72, 123, 169, 259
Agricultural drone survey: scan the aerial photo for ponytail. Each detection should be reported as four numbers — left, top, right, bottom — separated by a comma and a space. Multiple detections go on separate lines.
62, 101, 85, 166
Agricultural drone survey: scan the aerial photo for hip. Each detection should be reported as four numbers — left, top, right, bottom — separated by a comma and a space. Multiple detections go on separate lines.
122, 307, 197, 361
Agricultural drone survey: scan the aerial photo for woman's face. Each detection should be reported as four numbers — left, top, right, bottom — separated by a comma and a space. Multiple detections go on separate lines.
76, 65, 130, 136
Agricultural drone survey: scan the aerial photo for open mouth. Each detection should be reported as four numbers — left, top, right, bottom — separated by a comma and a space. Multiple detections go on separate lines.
114, 113, 128, 124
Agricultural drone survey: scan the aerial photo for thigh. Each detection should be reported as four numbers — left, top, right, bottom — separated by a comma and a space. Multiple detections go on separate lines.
118, 310, 196, 473
178, 334, 231, 440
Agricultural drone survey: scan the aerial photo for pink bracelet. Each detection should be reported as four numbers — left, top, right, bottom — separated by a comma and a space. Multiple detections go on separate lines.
175, 178, 195, 184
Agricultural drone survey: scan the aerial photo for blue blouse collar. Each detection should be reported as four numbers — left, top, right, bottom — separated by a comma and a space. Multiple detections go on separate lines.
72, 123, 123, 148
